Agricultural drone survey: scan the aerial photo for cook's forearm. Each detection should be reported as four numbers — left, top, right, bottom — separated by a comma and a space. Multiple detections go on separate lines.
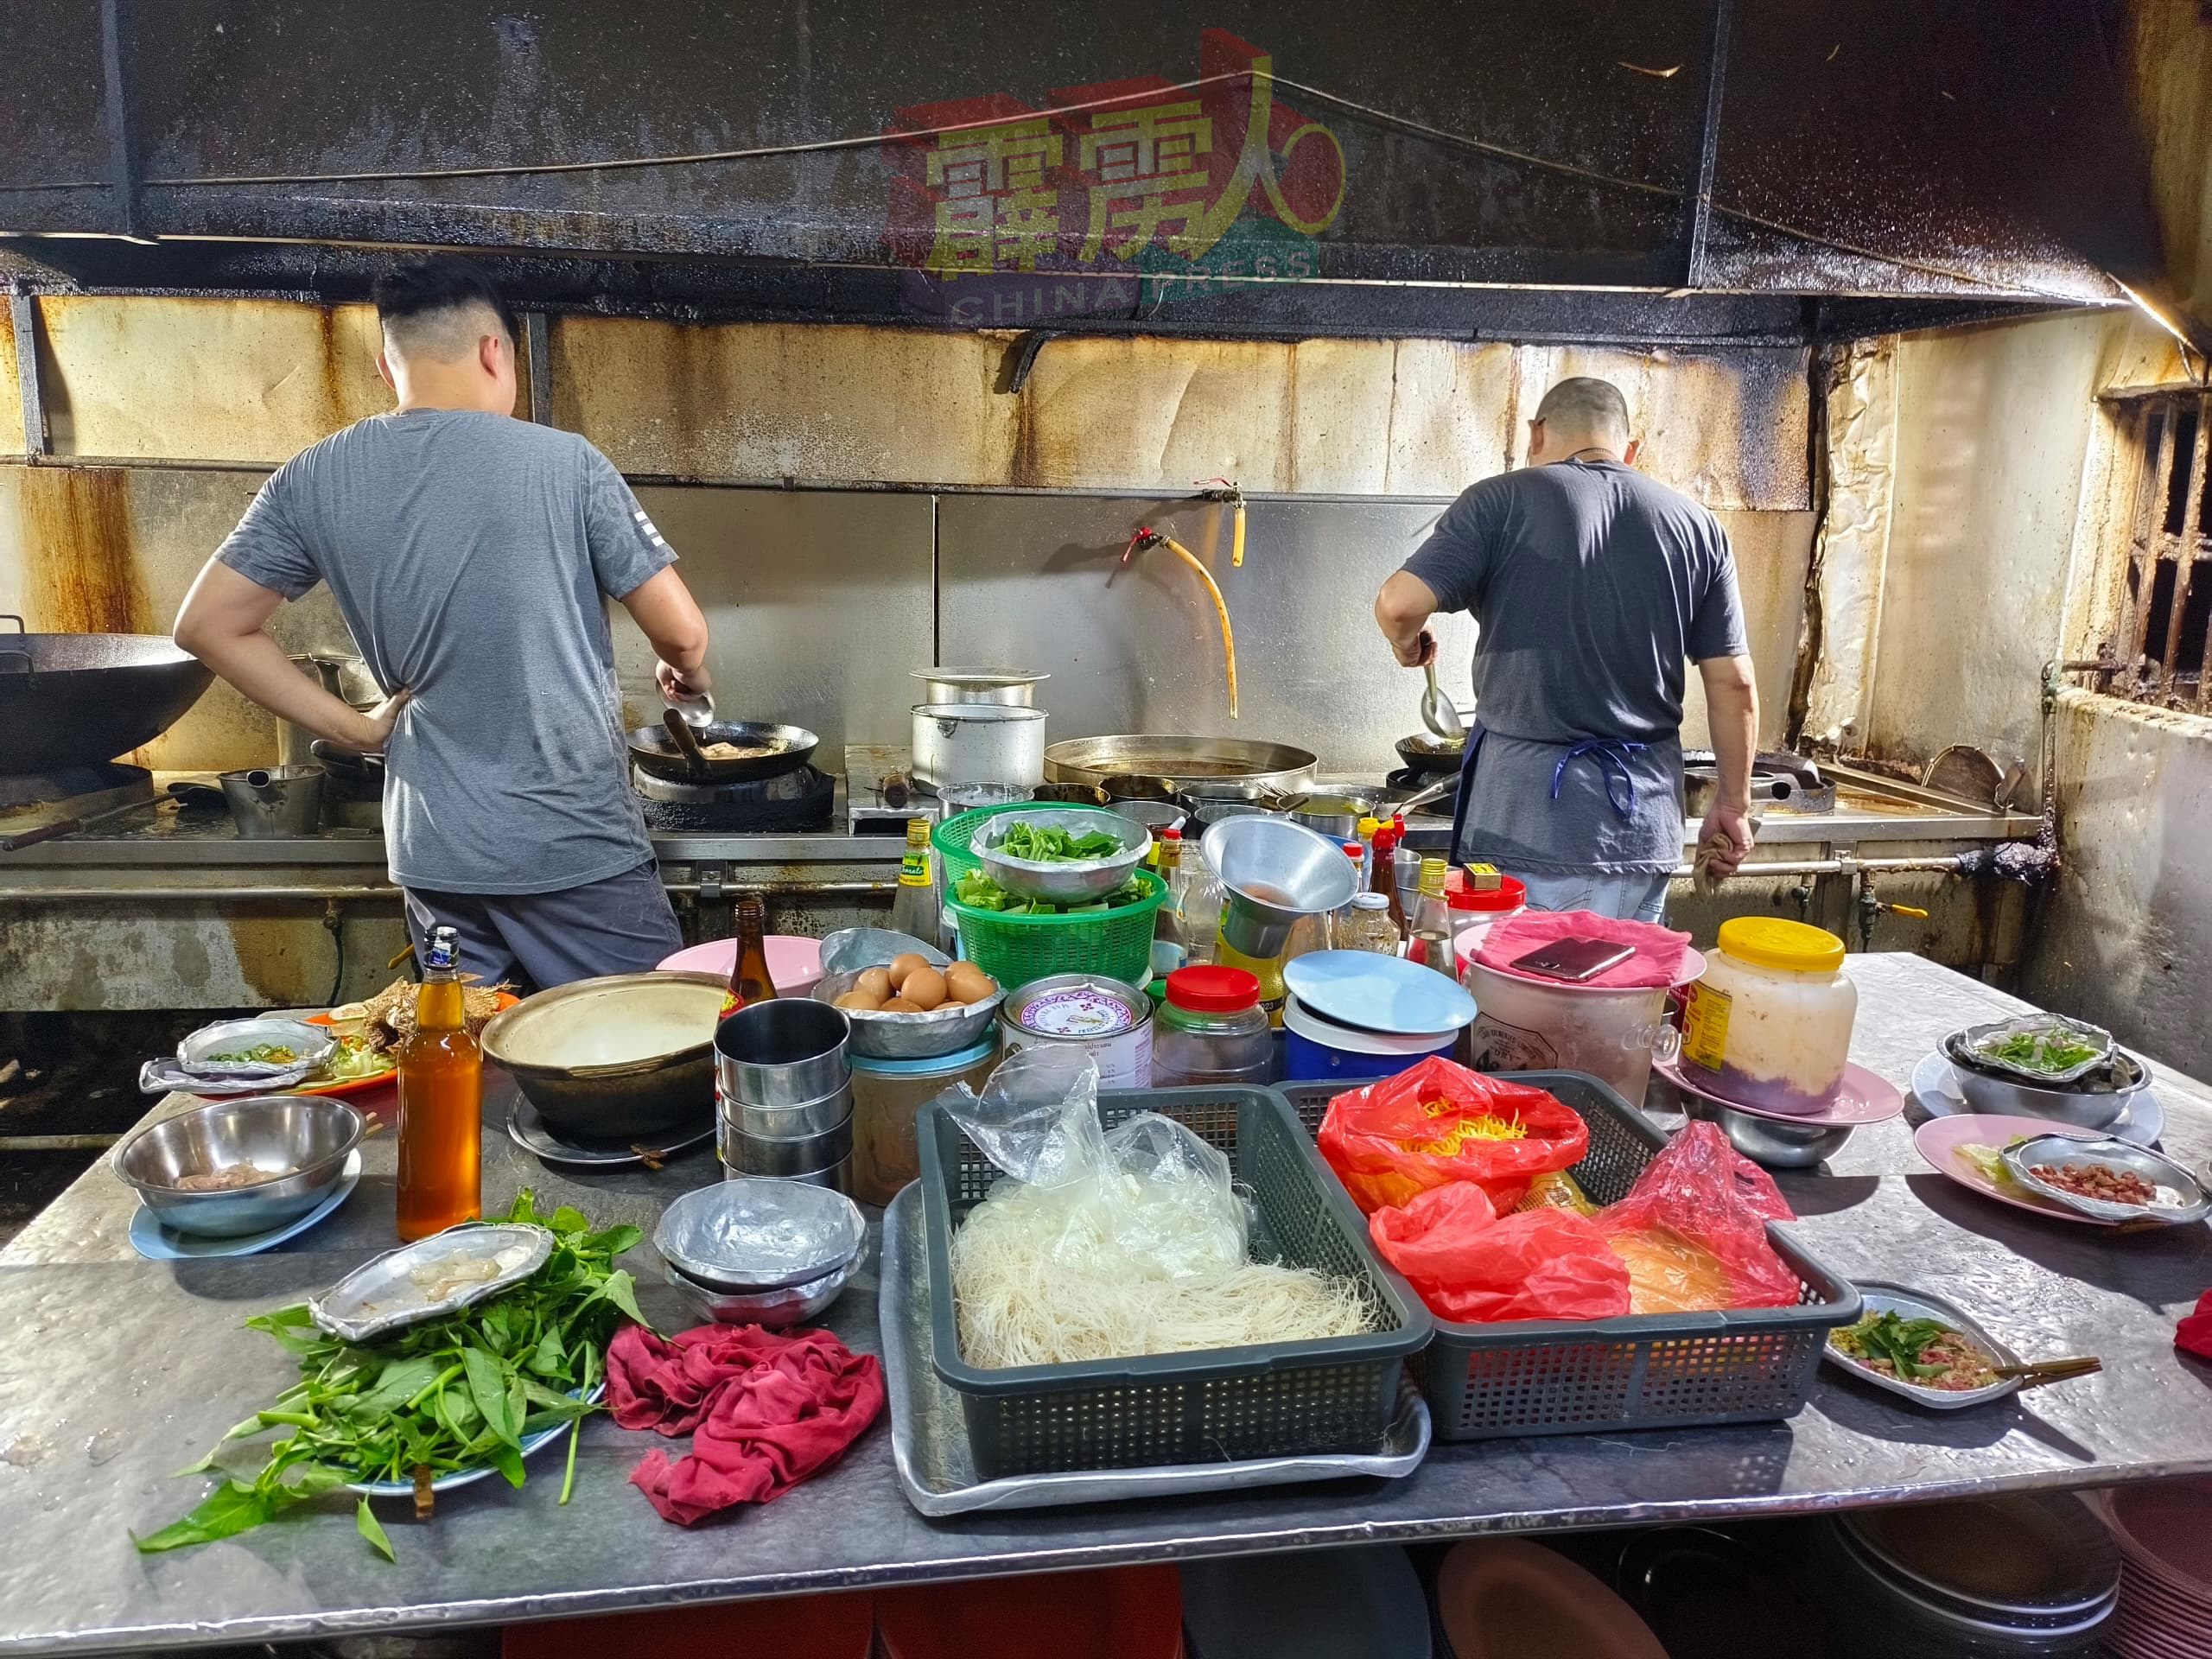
1374, 571, 1438, 660
189, 626, 376, 747
1700, 655, 1759, 812
621, 568, 709, 671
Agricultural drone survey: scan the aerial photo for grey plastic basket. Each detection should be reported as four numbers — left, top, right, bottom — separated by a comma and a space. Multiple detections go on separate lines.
1279, 1072, 1863, 1441
917, 1084, 1433, 1480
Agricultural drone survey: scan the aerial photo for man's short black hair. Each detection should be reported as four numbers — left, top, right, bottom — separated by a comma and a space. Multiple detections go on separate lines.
372, 257, 518, 355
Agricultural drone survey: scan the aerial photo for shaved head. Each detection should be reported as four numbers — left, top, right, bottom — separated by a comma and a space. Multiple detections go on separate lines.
1533, 377, 1631, 442
372, 256, 518, 365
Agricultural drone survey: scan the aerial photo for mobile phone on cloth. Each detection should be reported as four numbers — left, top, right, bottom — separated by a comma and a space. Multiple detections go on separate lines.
1509, 938, 1635, 982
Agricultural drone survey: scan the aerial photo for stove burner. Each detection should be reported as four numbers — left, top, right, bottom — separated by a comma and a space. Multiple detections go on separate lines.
633, 763, 835, 833
0, 763, 152, 811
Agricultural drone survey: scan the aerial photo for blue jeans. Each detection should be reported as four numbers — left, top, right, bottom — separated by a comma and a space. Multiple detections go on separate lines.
1515, 869, 1671, 925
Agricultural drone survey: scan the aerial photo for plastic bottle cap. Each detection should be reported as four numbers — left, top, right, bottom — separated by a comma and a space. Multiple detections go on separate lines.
1343, 843, 1363, 859
1717, 915, 1847, 974
1447, 874, 1528, 912
1357, 817, 1382, 836
1160, 826, 1182, 842
1351, 892, 1390, 910
1166, 964, 1262, 1013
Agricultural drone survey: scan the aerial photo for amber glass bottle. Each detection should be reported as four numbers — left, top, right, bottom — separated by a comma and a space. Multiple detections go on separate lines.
396, 925, 482, 1241
721, 893, 778, 1017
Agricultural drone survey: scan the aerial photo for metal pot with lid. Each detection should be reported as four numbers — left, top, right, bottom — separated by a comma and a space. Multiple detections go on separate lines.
911, 703, 1047, 791
909, 669, 1049, 709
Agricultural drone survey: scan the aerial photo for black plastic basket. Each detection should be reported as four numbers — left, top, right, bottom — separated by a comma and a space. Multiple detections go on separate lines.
917, 1084, 1433, 1480
1278, 1072, 1862, 1441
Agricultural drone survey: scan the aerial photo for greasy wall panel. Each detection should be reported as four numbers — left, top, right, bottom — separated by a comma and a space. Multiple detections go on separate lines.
2023, 690, 2212, 1079
0, 462, 358, 771
553, 318, 1016, 485
2121, 0, 2212, 337
613, 487, 934, 754
1378, 341, 1521, 498
0, 303, 20, 454
935, 493, 1471, 775
40, 296, 386, 462
1678, 511, 1815, 752
1866, 314, 2120, 783
1020, 336, 1293, 493
1803, 339, 1901, 748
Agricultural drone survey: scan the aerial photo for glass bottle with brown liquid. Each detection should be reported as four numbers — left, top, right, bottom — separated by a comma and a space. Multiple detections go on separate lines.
721, 892, 778, 1017
396, 925, 482, 1241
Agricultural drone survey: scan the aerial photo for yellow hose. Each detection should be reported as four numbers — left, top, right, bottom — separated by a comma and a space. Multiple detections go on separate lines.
1158, 533, 1239, 719
1231, 500, 1247, 569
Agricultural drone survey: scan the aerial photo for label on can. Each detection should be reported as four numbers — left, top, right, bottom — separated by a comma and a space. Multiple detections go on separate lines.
1018, 988, 1137, 1039
1467, 1012, 1556, 1073
1002, 981, 1153, 1087
1681, 982, 1732, 1072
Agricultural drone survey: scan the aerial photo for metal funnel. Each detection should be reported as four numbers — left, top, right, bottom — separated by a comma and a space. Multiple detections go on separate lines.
1207, 817, 1359, 958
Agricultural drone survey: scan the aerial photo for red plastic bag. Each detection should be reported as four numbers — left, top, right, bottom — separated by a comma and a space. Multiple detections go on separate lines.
1319, 1056, 1591, 1214
1595, 1121, 1801, 1313
1370, 1182, 1630, 1324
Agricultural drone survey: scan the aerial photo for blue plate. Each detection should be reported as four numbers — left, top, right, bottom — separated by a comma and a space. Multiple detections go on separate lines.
351, 1383, 605, 1497
1281, 951, 1477, 1037
128, 1152, 363, 1261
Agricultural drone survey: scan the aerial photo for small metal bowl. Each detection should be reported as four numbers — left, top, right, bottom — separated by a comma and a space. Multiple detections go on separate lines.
655, 1177, 865, 1293
664, 1255, 858, 1328
175, 1015, 338, 1078
976, 807, 1153, 901
715, 998, 851, 1109
1680, 1092, 1854, 1169
310, 1224, 555, 1342
810, 969, 1004, 1059
114, 1095, 365, 1239
817, 928, 950, 980
2001, 1135, 2212, 1225
1943, 1033, 2150, 1131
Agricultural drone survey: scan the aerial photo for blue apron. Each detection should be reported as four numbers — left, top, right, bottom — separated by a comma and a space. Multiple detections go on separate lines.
1448, 721, 1649, 861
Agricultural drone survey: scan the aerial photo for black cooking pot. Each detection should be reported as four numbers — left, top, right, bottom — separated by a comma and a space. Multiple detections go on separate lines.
0, 620, 213, 775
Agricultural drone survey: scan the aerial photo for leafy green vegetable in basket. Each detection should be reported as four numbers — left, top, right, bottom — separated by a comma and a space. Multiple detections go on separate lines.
135, 1192, 645, 1560
955, 868, 1150, 914
995, 821, 1127, 863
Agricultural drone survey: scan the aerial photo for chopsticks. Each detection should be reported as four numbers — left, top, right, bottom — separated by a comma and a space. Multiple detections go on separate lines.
1993, 1356, 2103, 1390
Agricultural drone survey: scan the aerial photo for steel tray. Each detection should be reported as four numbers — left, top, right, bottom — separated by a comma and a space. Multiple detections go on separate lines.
878, 1183, 1430, 1516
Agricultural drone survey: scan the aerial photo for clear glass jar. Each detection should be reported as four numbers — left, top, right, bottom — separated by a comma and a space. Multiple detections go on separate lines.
1336, 891, 1402, 954
1680, 917, 1858, 1111
1150, 965, 1273, 1087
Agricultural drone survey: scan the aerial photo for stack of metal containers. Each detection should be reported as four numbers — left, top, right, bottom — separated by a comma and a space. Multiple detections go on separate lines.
712, 1001, 854, 1192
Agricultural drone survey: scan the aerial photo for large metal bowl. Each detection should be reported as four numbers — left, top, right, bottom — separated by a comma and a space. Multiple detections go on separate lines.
810, 969, 1003, 1059
664, 1255, 859, 1328
976, 807, 1153, 901
1680, 1093, 1853, 1169
654, 1177, 866, 1292
480, 971, 724, 1141
1942, 1033, 2150, 1131
114, 1095, 365, 1238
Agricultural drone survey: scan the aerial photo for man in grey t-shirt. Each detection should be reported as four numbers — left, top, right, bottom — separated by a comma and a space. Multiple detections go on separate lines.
175, 257, 714, 988
1373, 378, 1758, 922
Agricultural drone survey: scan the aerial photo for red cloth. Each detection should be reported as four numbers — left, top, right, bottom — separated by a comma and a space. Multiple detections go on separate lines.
1472, 909, 1695, 988
2177, 1291, 2212, 1359
607, 1323, 884, 1527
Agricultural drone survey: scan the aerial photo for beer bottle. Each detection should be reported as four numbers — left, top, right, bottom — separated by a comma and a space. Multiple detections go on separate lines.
722, 893, 778, 1016
396, 925, 482, 1241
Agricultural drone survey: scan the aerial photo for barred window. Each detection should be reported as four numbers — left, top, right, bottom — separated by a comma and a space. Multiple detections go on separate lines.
2096, 391, 2212, 709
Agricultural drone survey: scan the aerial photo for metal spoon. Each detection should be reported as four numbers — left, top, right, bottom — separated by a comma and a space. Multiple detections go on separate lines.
1421, 661, 1466, 742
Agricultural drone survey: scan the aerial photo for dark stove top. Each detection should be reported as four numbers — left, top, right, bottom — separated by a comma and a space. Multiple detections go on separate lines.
632, 764, 835, 833
0, 763, 152, 812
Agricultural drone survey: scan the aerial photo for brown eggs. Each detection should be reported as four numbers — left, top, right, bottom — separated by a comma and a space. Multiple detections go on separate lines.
832, 989, 884, 1013
944, 962, 997, 1005
887, 952, 931, 991
855, 967, 893, 1001
879, 996, 923, 1014
900, 965, 948, 1011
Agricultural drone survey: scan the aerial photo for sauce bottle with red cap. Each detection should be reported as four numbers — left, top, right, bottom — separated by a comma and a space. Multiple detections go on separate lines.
1149, 965, 1274, 1087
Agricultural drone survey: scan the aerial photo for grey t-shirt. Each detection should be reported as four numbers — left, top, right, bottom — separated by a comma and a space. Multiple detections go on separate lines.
1401, 458, 1747, 874
218, 409, 677, 895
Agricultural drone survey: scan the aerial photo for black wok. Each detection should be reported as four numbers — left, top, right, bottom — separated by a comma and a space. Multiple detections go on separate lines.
627, 720, 818, 783
1395, 733, 1466, 778
0, 621, 213, 774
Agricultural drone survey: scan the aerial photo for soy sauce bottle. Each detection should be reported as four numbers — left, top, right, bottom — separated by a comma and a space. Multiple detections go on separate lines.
396, 925, 482, 1241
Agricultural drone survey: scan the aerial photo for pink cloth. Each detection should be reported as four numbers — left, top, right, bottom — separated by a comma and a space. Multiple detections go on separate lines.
607, 1323, 884, 1527
1473, 909, 1695, 988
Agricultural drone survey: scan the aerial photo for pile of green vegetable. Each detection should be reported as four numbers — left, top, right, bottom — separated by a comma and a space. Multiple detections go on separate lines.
993, 820, 1127, 862
1972, 1021, 2106, 1077
136, 1192, 645, 1560
955, 868, 1153, 915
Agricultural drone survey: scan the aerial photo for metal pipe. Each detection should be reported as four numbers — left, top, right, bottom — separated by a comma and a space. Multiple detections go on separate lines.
1, 879, 896, 901
1682, 855, 1978, 880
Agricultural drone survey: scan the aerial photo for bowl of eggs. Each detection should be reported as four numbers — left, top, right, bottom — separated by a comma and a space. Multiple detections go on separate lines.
811, 951, 1004, 1060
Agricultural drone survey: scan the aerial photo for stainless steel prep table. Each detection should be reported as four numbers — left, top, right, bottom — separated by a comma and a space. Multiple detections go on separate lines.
2, 954, 2209, 1655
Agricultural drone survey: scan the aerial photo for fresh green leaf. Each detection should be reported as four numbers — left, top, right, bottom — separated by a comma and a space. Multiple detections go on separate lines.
461, 1349, 520, 1451
355, 1498, 395, 1562
549, 1206, 590, 1236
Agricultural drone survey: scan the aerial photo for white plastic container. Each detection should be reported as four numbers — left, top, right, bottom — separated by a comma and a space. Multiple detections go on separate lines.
1464, 957, 1694, 1105
1680, 918, 1856, 1114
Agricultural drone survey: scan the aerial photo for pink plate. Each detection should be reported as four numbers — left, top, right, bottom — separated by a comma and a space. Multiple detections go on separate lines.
1655, 1056, 1904, 1127
1911, 1114, 2114, 1225
655, 934, 823, 997
2107, 1479, 2212, 1602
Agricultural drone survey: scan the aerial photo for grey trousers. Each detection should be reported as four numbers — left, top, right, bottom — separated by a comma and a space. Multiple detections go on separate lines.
402, 860, 684, 992
1515, 868, 1671, 925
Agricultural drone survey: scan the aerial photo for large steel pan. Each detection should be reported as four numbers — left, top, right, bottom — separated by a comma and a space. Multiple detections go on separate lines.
1041, 734, 1318, 801
0, 621, 213, 774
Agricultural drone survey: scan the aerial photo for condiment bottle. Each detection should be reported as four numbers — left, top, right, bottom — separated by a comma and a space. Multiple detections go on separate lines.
1337, 890, 1402, 954
396, 925, 482, 1242
721, 892, 779, 1016
1150, 966, 1272, 1087
1213, 922, 1288, 1028
1407, 857, 1455, 976
1354, 815, 1382, 886
888, 817, 940, 944
1370, 817, 1406, 931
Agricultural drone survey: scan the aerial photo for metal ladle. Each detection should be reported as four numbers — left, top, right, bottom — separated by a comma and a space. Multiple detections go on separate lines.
1421, 660, 1466, 743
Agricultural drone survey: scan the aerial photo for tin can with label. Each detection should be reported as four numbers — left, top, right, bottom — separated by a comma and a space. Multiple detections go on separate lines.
997, 973, 1154, 1088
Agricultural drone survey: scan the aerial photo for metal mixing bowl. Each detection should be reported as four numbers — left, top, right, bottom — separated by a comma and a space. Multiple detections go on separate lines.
655, 1177, 865, 1293
664, 1254, 859, 1327
1680, 1093, 1853, 1169
976, 806, 1152, 901
481, 971, 725, 1141
1942, 1033, 2149, 1131
114, 1095, 365, 1237
810, 968, 1003, 1058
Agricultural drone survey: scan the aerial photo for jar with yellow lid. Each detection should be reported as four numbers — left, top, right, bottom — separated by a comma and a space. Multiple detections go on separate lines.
1679, 918, 1857, 1113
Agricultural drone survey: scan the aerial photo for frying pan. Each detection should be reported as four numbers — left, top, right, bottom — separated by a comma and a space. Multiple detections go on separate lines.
627, 720, 818, 784
0, 620, 213, 775
1395, 734, 1466, 778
